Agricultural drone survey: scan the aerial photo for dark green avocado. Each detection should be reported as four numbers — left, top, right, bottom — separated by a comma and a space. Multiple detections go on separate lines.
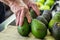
17, 18, 30, 36
30, 9, 37, 19
52, 22, 60, 40
42, 10, 52, 22
37, 16, 48, 26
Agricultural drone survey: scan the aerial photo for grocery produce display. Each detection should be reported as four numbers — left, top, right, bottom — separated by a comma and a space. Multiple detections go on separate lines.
17, 0, 60, 40
35, 0, 55, 10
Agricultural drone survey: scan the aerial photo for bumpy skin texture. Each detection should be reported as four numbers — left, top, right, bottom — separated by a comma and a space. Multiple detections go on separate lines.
17, 18, 30, 36
52, 22, 60, 40
31, 19, 47, 39
30, 9, 37, 19
37, 16, 48, 26
42, 10, 52, 22
48, 12, 60, 33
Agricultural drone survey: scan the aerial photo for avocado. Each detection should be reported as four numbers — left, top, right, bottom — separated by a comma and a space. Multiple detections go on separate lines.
17, 18, 30, 36
42, 10, 52, 22
31, 19, 47, 39
40, 5, 50, 10
30, 9, 37, 19
52, 22, 60, 40
37, 16, 48, 26
46, 0, 55, 1
35, 2, 43, 7
36, 0, 45, 4
48, 19, 60, 33
45, 0, 55, 7
48, 12, 60, 33
53, 12, 60, 20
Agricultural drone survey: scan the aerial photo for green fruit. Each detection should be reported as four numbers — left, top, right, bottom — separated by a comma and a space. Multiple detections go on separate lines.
45, 0, 54, 7
52, 22, 60, 40
30, 9, 37, 19
40, 5, 50, 10
53, 12, 60, 20
46, 0, 55, 1
17, 18, 30, 36
31, 19, 47, 39
48, 12, 60, 33
37, 16, 48, 26
48, 19, 60, 33
37, 0, 45, 4
42, 10, 52, 22
35, 2, 43, 7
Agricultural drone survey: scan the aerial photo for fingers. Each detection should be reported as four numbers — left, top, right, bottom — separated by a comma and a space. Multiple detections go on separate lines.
15, 10, 21, 26
19, 9, 25, 26
26, 11, 32, 23
31, 4, 40, 16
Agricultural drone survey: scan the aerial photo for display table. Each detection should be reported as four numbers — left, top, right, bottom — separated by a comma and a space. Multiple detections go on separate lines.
0, 25, 55, 40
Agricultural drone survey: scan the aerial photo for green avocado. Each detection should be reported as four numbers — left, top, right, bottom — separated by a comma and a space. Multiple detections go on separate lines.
48, 19, 60, 33
30, 9, 37, 19
45, 0, 54, 7
37, 0, 45, 4
48, 12, 60, 33
40, 5, 50, 10
52, 22, 60, 40
17, 18, 30, 36
31, 19, 47, 39
37, 16, 48, 26
46, 0, 55, 1
53, 12, 60, 20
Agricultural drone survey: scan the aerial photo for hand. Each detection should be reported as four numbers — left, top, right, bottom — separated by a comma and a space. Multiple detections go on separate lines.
10, 3, 31, 26
27, 1, 40, 16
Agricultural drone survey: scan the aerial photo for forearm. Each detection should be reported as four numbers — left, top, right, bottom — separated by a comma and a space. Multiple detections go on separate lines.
0, 0, 20, 7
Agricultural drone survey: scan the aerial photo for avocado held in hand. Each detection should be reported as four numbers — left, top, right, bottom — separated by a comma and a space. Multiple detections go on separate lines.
30, 9, 38, 19
17, 18, 30, 36
52, 22, 60, 40
31, 19, 47, 39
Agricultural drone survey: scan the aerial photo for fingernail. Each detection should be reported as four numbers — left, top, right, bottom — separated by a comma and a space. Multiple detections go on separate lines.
28, 19, 31, 23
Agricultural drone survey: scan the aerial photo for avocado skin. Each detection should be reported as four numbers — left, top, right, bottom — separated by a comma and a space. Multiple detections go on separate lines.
17, 18, 30, 36
52, 22, 60, 40
53, 12, 60, 20
37, 16, 48, 26
48, 12, 60, 33
30, 9, 37, 19
42, 10, 52, 22
31, 19, 47, 39
48, 19, 60, 33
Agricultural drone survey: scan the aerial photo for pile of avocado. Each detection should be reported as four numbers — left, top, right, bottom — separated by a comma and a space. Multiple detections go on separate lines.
17, 0, 60, 39
17, 9, 52, 39
17, 9, 60, 40
35, 0, 55, 10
